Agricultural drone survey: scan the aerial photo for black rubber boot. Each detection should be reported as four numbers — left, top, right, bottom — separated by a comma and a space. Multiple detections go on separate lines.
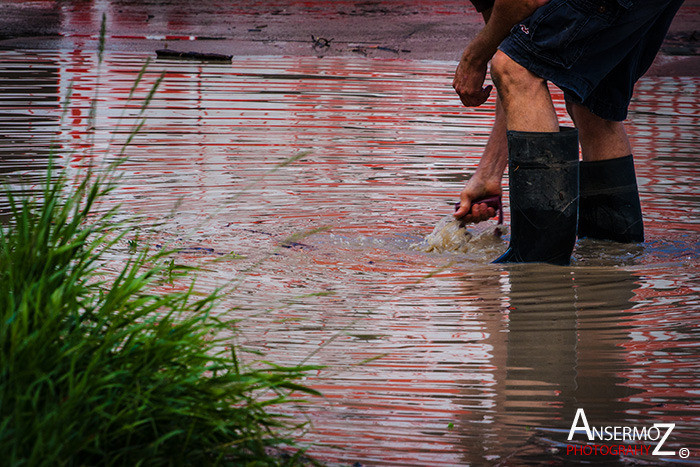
494, 127, 579, 266
578, 155, 644, 243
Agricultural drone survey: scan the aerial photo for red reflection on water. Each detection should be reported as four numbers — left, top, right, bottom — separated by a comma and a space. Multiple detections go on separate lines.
1, 50, 698, 464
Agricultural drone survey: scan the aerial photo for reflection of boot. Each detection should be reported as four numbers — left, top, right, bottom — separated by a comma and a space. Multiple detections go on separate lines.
578, 155, 644, 243
494, 127, 579, 265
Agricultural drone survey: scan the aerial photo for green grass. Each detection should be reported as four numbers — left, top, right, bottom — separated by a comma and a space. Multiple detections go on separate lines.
0, 19, 321, 461
0, 160, 320, 466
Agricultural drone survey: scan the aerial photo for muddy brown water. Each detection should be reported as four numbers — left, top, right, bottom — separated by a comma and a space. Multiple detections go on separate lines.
1, 50, 698, 465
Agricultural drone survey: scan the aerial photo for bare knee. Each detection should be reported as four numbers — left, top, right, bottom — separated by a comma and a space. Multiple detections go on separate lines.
491, 50, 546, 97
490, 50, 559, 131
566, 101, 597, 128
567, 101, 624, 133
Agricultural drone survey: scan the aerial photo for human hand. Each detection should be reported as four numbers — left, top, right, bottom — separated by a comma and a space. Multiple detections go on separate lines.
454, 179, 501, 224
453, 49, 492, 107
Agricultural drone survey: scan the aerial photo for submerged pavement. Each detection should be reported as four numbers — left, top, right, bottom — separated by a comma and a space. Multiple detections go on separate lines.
2, 49, 698, 465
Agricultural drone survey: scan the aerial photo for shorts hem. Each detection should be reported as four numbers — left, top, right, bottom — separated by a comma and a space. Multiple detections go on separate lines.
499, 36, 593, 102
499, 38, 628, 121
563, 92, 629, 122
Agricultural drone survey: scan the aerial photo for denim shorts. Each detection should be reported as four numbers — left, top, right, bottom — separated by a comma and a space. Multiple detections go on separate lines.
498, 0, 683, 121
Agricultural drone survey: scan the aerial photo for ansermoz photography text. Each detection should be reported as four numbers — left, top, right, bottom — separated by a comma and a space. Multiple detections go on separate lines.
567, 408, 690, 459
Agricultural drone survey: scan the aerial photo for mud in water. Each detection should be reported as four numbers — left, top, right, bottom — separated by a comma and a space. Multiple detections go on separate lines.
1, 51, 698, 465
411, 215, 507, 256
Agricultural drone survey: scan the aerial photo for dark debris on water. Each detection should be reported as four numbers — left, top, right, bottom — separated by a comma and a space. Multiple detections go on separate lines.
155, 49, 232, 62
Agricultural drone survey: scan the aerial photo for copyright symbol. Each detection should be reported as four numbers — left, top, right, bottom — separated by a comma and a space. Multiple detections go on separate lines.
679, 448, 690, 459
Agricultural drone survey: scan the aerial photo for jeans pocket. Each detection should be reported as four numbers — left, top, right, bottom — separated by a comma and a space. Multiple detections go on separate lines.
523, 0, 619, 69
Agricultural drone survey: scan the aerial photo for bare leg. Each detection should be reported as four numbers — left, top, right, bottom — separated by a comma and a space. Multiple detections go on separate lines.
490, 50, 559, 132
566, 101, 632, 161
455, 51, 560, 222
567, 101, 644, 242
490, 51, 580, 264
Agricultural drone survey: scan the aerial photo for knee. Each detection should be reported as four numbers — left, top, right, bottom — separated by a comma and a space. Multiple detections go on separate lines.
567, 101, 620, 130
491, 50, 545, 96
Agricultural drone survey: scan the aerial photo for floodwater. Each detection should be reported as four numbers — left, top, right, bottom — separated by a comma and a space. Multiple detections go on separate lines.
1, 50, 698, 465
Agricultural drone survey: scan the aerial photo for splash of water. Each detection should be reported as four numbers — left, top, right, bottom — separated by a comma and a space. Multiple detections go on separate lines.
412, 215, 508, 254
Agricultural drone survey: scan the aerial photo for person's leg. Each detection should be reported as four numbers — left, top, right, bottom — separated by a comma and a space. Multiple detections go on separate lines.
557, 1, 683, 244
488, 51, 579, 265
567, 101, 644, 242
566, 101, 631, 162
455, 50, 562, 222
490, 50, 558, 132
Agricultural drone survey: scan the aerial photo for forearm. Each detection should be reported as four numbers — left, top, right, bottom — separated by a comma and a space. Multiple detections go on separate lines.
475, 99, 508, 179
454, 101, 507, 220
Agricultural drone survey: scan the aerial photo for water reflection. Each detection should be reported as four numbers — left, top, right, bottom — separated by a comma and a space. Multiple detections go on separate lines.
454, 266, 648, 465
0, 51, 697, 465
0, 53, 61, 221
